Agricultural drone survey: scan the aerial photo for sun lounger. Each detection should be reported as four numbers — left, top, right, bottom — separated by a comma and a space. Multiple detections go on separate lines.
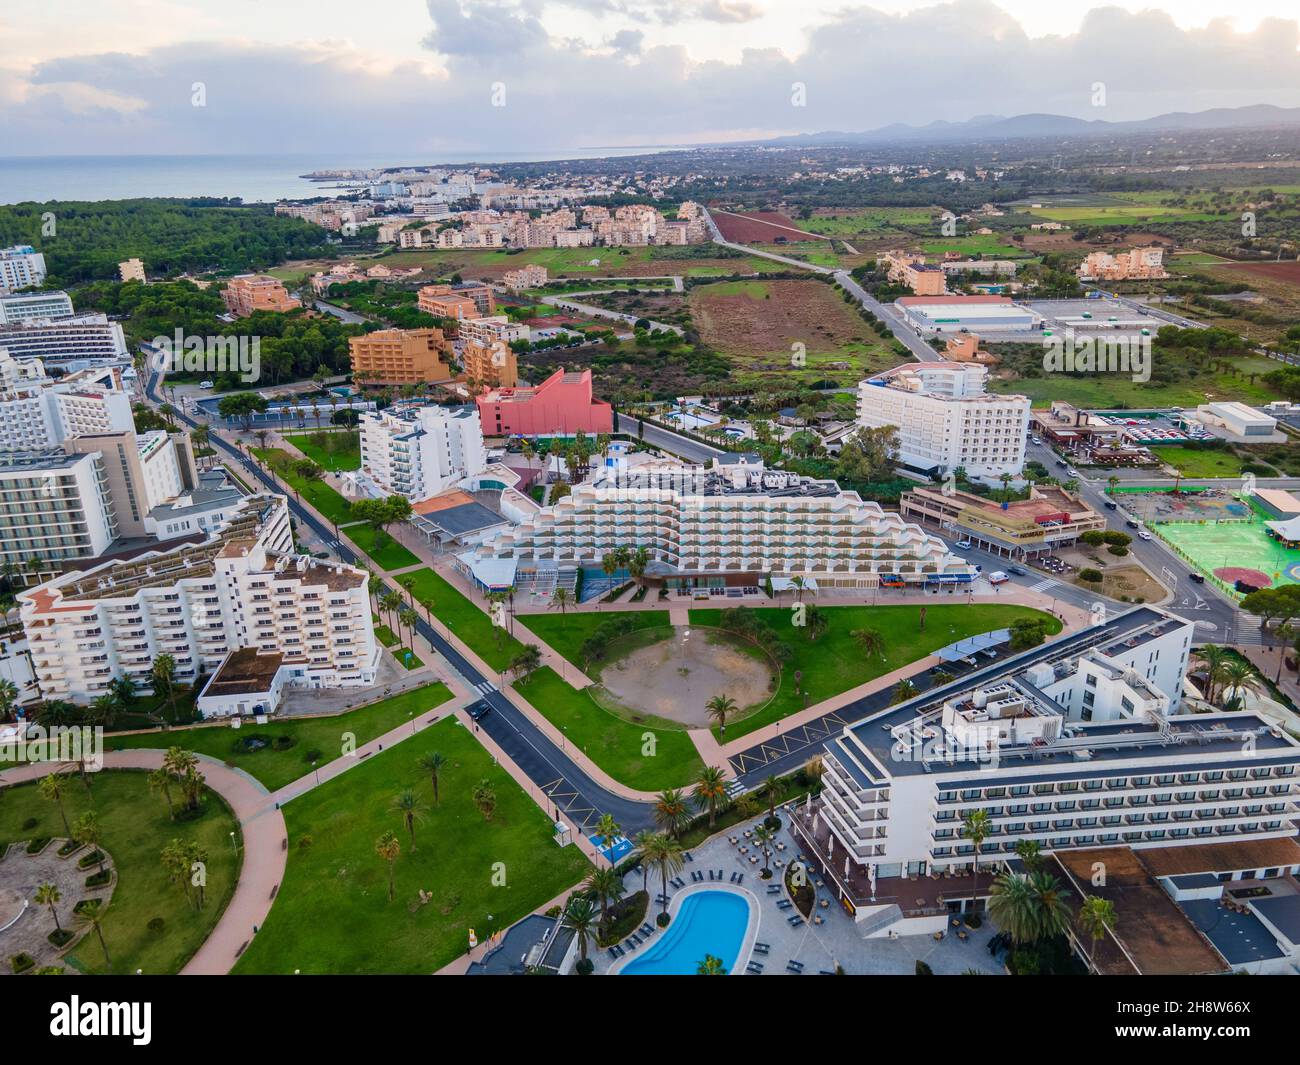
692, 870, 704, 882
787, 915, 804, 927
639, 924, 654, 936
776, 899, 793, 910
716, 869, 723, 880
623, 939, 637, 951
746, 962, 764, 974
753, 942, 770, 955
607, 948, 619, 961
684, 852, 694, 862
766, 885, 781, 896
785, 961, 804, 973
707, 870, 715, 881
734, 873, 744, 884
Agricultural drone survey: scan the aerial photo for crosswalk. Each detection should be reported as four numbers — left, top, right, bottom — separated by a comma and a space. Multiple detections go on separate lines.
472, 681, 498, 697
1028, 578, 1056, 593
1230, 615, 1267, 647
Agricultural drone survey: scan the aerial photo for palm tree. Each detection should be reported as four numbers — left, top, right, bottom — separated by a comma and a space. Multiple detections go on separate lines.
1076, 895, 1117, 968
163, 747, 201, 810
753, 823, 775, 877
696, 954, 726, 975
594, 813, 622, 864
653, 788, 691, 839
151, 653, 179, 721
1014, 838, 1043, 871
891, 679, 918, 705
987, 871, 1040, 944
584, 866, 625, 928
1199, 644, 1229, 704
1222, 660, 1255, 708
416, 751, 446, 805
643, 833, 685, 918
1107, 475, 1120, 495
961, 808, 991, 907
471, 779, 497, 821
804, 604, 828, 642
392, 789, 425, 849
760, 774, 782, 824
35, 882, 62, 933
78, 903, 111, 968
1028, 870, 1073, 942
563, 895, 599, 968
0, 678, 18, 722
850, 628, 885, 658
692, 766, 730, 829
705, 694, 737, 735
39, 772, 71, 836
375, 831, 401, 901
627, 545, 650, 589
148, 768, 175, 820
74, 811, 106, 875
632, 829, 657, 893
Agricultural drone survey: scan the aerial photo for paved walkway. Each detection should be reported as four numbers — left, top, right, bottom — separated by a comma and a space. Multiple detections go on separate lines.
1, 750, 286, 976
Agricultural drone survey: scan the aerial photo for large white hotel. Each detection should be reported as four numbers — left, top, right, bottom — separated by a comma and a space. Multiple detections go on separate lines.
458, 454, 977, 592
18, 493, 379, 708
792, 607, 1300, 935
856, 363, 1029, 481
356, 404, 486, 503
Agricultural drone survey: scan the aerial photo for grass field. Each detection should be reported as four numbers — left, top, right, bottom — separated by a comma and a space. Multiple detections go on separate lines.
251, 447, 352, 525
375, 244, 791, 280
282, 429, 361, 472
988, 356, 1285, 408
232, 718, 591, 974
110, 685, 452, 791
342, 522, 421, 571
517, 610, 670, 669
919, 234, 1026, 258
0, 771, 239, 975
1149, 446, 1253, 478
514, 667, 704, 791
400, 568, 527, 672
802, 207, 936, 237
689, 603, 1061, 740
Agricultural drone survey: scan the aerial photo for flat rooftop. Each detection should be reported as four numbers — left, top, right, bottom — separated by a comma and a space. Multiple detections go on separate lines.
203, 647, 285, 697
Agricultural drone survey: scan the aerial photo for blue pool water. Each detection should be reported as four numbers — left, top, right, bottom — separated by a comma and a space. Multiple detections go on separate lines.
620, 890, 752, 975
589, 833, 634, 863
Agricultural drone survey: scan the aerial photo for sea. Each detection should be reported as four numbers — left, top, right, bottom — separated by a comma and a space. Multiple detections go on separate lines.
0, 148, 676, 206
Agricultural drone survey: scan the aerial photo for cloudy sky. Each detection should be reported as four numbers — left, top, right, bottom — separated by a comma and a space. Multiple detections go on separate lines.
4, 0, 1300, 156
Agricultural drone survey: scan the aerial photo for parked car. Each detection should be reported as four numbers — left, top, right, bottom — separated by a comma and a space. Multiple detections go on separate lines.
1138, 531, 1154, 541
467, 700, 492, 722
199, 379, 214, 389
954, 539, 973, 550
1189, 572, 1206, 584
1104, 500, 1118, 510
1125, 519, 1141, 529
988, 571, 1010, 586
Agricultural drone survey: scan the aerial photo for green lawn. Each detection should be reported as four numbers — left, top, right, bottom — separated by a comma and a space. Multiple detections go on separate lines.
517, 609, 670, 668
689, 604, 1061, 740
251, 447, 352, 525
282, 429, 361, 472
0, 771, 239, 974
1149, 447, 1251, 478
232, 717, 591, 974
110, 684, 452, 792
342, 522, 421, 571
514, 667, 704, 791
401, 568, 528, 672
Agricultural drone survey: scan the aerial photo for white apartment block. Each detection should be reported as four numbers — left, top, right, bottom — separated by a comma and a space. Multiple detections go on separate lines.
18, 494, 380, 705
357, 404, 486, 503
0, 290, 74, 325
857, 363, 1029, 481
794, 607, 1300, 931
0, 314, 129, 369
456, 315, 530, 349
0, 449, 118, 572
458, 454, 977, 593
0, 365, 134, 452
0, 245, 47, 291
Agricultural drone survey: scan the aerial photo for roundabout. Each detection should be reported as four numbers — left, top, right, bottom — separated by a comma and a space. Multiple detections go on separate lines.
591, 626, 777, 728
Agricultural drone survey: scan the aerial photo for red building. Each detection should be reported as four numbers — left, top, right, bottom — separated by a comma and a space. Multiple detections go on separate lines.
475, 368, 613, 438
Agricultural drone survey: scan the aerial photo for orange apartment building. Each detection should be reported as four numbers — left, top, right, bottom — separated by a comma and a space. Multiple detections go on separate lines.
221, 274, 302, 317
1077, 247, 1168, 282
460, 316, 526, 390
417, 282, 496, 320
880, 250, 948, 296
348, 327, 455, 386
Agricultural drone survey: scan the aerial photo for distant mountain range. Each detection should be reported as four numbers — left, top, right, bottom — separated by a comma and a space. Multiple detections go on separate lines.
761, 104, 1300, 146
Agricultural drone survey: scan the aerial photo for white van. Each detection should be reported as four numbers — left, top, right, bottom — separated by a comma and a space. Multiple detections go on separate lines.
988, 571, 1011, 586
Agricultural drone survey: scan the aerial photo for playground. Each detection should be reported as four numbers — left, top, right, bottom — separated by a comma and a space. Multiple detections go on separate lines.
1150, 508, 1300, 592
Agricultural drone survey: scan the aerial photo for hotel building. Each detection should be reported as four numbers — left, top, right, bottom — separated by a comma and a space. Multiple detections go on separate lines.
0, 290, 75, 326
476, 368, 612, 438
0, 365, 135, 452
357, 405, 486, 503
221, 274, 302, 317
0, 314, 129, 370
1078, 247, 1168, 282
417, 282, 495, 319
457, 454, 976, 592
501, 265, 549, 291
857, 363, 1029, 481
18, 494, 379, 705
0, 245, 47, 291
348, 327, 455, 386
793, 607, 1300, 933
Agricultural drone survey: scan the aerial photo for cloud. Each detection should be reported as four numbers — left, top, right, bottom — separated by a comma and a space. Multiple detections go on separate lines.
3, 1, 1300, 156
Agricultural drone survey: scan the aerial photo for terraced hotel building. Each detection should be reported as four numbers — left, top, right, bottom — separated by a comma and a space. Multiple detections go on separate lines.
459, 455, 977, 592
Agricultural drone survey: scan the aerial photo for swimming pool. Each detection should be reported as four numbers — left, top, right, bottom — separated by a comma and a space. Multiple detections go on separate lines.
619, 889, 754, 976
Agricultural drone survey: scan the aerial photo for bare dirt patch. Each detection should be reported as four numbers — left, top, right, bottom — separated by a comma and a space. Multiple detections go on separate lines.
593, 628, 774, 728
691, 279, 863, 357
712, 210, 827, 244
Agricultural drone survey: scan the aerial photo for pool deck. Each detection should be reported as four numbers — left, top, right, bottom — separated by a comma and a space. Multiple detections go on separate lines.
594, 810, 1004, 976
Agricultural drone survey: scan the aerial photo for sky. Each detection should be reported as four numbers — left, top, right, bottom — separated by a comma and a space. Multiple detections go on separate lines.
4, 0, 1300, 156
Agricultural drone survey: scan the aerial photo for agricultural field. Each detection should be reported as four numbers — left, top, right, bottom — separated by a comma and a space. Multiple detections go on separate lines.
373, 244, 791, 280
711, 210, 828, 243
687, 278, 905, 387
802, 206, 937, 238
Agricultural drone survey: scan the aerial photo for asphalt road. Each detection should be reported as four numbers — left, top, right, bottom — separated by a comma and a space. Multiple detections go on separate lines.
146, 368, 658, 835
612, 411, 726, 462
